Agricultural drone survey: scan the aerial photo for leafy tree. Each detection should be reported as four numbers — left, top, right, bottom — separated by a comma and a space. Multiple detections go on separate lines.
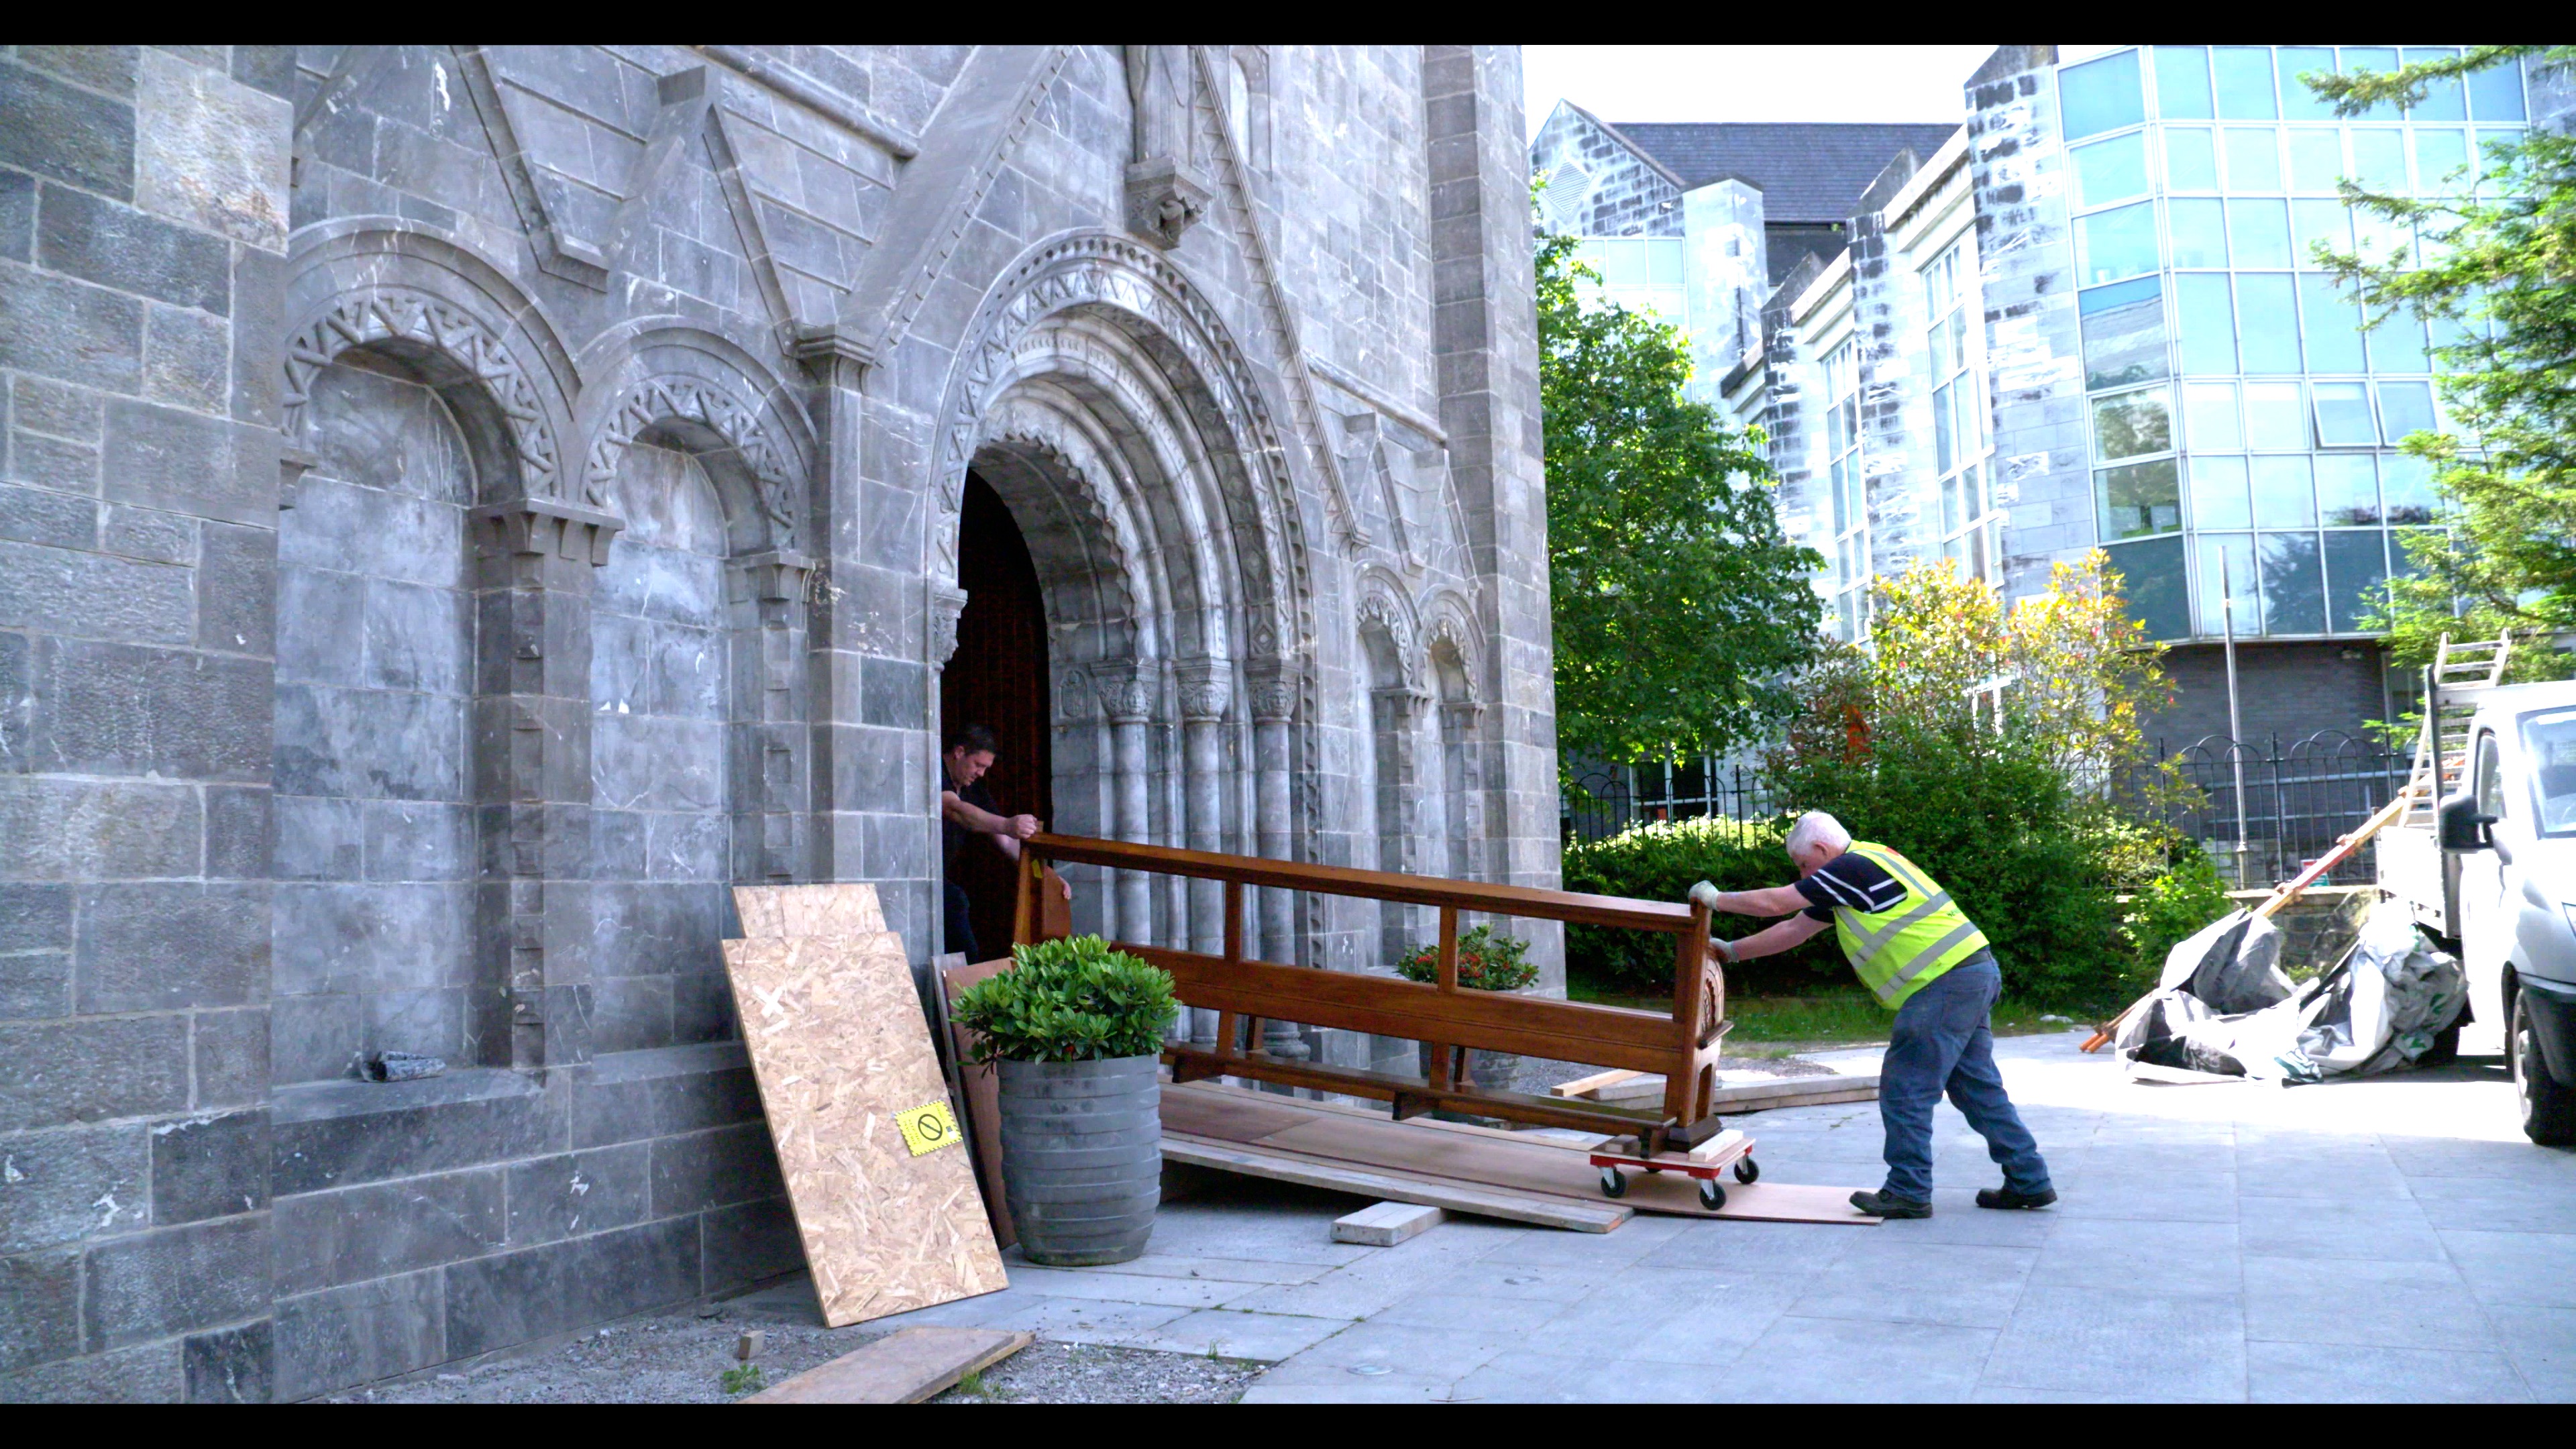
1538, 233, 1825, 771
2306, 48, 2576, 683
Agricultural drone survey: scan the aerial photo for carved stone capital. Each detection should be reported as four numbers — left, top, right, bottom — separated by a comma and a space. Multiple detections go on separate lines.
734, 550, 816, 605
1440, 698, 1485, 733
927, 584, 969, 667
477, 498, 625, 567
1124, 159, 1210, 250
1245, 667, 1297, 724
1176, 661, 1230, 722
1095, 664, 1157, 723
788, 323, 872, 390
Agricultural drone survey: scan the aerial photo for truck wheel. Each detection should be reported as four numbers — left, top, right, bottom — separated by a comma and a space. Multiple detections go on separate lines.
2512, 989, 2576, 1147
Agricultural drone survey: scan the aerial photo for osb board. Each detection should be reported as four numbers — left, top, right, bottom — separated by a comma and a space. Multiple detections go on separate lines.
732, 883, 885, 939
938, 955, 1016, 1250
1161, 1081, 1875, 1226
722, 931, 1008, 1326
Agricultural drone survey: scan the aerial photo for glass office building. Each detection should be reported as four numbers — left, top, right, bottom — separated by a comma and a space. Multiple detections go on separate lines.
2051, 45, 2529, 645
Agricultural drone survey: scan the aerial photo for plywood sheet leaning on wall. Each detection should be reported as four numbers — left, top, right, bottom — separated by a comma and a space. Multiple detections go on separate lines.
722, 929, 1009, 1327
733, 883, 888, 940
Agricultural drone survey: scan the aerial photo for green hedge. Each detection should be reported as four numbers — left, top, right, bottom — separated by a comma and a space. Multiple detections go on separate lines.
1562, 817, 1845, 996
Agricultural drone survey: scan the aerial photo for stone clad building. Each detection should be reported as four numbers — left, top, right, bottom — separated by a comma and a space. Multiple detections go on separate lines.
0, 44, 1554, 1401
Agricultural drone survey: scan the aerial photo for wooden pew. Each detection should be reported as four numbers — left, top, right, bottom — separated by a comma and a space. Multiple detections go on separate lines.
1013, 833, 1727, 1155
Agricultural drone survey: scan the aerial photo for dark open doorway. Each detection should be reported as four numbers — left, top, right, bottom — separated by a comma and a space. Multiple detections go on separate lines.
941, 472, 1052, 963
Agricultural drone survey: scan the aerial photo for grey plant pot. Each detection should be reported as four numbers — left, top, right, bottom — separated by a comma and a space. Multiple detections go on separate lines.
994, 1053, 1162, 1267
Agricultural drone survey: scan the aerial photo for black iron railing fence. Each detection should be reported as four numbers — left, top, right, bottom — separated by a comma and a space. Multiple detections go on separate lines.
1560, 731, 2412, 889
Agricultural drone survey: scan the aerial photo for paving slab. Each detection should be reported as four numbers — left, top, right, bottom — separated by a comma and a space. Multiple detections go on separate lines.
2438, 1228, 2576, 1308
2243, 1255, 2500, 1350
1982, 1287, 2248, 1401
1250, 1319, 1514, 1387
1788, 1238, 2037, 1330
2485, 1305, 2576, 1399
2032, 1217, 2242, 1296
1717, 1315, 1994, 1402
2236, 1194, 2444, 1263
1116, 1308, 1353, 1362
2247, 1339, 2532, 1403
1447, 1348, 1730, 1404
1534, 1267, 1809, 1366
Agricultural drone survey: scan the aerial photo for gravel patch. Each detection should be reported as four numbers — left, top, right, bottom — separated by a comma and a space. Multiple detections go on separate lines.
330, 1303, 1263, 1405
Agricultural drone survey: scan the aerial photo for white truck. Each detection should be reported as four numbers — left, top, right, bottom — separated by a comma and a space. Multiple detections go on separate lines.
2375, 639, 2576, 1146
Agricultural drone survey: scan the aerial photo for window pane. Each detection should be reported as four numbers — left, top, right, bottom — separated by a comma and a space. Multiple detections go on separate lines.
2165, 197, 2224, 268
2079, 276, 2167, 390
2367, 312, 2429, 374
2315, 453, 2380, 525
1650, 238, 1684, 284
2404, 48, 2467, 121
2286, 129, 2343, 193
2153, 46, 2214, 119
2073, 133, 2150, 209
1830, 456, 1851, 533
1934, 380, 1955, 476
2338, 48, 2402, 119
2224, 127, 2282, 191
2227, 198, 2294, 268
2252, 454, 2316, 527
2184, 382, 2241, 450
2414, 129, 2471, 192
2243, 380, 2306, 449
2376, 380, 2437, 441
2476, 128, 2521, 188
2277, 47, 2337, 121
2165, 127, 2220, 191
2350, 129, 2408, 193
2077, 201, 2159, 284
2098, 458, 2182, 539
2324, 529, 2390, 633
2061, 50, 2145, 140
1603, 238, 1648, 284
1941, 471, 1965, 535
2236, 274, 2304, 373
2382, 455, 2437, 524
2311, 379, 2375, 445
2175, 273, 2238, 374
1929, 309, 1957, 377
2192, 454, 2252, 529
2391, 525, 2440, 578
2291, 198, 2351, 266
2105, 535, 2190, 641
2213, 47, 2279, 120
2351, 206, 2412, 266
2299, 274, 2367, 374
2196, 533, 2259, 635
2093, 387, 2174, 463
2468, 60, 2526, 121
2259, 531, 2326, 634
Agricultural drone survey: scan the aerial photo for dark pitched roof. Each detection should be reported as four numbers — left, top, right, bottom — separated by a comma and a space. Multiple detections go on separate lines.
1607, 122, 1962, 224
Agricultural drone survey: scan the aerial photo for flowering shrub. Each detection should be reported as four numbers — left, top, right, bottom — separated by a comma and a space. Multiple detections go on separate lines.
1393, 924, 1536, 992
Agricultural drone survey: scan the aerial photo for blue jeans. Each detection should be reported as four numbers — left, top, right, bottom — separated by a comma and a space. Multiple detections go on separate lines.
1878, 955, 2051, 1201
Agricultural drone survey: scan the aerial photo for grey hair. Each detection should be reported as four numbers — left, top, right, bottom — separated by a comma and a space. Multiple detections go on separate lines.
1786, 810, 1851, 857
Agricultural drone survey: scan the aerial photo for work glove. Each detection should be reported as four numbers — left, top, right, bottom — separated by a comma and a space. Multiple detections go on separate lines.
1688, 880, 1722, 912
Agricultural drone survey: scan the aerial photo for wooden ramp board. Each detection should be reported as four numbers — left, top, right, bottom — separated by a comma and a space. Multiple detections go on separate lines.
742, 1327, 1032, 1404
732, 883, 887, 939
723, 931, 1009, 1327
1570, 1071, 1882, 1112
1163, 1081, 1876, 1227
1162, 1133, 1631, 1233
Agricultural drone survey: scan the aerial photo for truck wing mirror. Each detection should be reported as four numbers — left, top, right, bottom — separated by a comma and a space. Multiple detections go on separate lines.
2438, 791, 2497, 851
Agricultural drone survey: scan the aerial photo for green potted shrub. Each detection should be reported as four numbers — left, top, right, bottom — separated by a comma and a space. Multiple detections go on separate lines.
949, 935, 1177, 1267
1395, 924, 1537, 1093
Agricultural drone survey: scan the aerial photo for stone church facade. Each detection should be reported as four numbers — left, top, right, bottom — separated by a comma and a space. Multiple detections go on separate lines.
0, 44, 1554, 1400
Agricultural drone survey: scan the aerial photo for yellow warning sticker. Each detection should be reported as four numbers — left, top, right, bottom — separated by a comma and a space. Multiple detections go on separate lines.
896, 1101, 962, 1157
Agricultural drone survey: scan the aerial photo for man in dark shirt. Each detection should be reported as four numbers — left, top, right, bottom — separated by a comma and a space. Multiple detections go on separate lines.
940, 722, 1040, 963
1689, 810, 2054, 1219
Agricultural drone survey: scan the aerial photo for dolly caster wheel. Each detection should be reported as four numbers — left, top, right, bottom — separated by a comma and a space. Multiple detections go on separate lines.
1735, 1157, 1760, 1185
1699, 1177, 1727, 1211
1599, 1166, 1627, 1199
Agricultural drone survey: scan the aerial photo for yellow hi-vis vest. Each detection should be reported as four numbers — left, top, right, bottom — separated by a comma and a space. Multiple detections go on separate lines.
1829, 842, 1990, 1010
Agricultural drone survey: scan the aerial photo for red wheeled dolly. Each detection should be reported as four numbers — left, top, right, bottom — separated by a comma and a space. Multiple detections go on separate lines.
1589, 1132, 1759, 1211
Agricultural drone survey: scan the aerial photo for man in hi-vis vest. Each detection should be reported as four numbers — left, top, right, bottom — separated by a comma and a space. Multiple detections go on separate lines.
1690, 810, 2054, 1219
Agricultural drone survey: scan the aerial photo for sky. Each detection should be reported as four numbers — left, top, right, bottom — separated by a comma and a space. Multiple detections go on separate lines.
1523, 46, 2002, 138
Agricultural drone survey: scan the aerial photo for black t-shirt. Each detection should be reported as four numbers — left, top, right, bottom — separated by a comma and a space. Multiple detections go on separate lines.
943, 775, 1001, 872
1794, 851, 1907, 922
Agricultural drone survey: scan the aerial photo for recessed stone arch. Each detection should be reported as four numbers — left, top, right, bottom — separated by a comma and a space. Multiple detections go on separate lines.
578, 328, 814, 557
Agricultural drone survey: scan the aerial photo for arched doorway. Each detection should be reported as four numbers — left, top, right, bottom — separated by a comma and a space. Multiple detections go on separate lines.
941, 472, 1051, 962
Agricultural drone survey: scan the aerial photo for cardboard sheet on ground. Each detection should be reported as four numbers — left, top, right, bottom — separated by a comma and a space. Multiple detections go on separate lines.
1163, 1081, 1874, 1226
938, 955, 1016, 1249
722, 928, 1008, 1326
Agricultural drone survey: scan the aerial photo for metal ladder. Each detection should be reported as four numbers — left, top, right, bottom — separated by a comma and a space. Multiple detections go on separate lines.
2401, 633, 2513, 824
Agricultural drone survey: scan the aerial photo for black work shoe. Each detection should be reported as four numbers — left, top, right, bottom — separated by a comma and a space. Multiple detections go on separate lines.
1976, 1185, 2058, 1210
1850, 1189, 1933, 1218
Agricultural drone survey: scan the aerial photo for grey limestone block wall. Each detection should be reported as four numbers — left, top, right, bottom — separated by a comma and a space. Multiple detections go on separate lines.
5, 43, 1559, 1399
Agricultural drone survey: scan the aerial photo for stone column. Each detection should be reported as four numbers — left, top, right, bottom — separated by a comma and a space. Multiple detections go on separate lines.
733, 551, 814, 883
1246, 666, 1308, 1059
1098, 665, 1157, 949
472, 498, 623, 1072
1440, 698, 1485, 881
1178, 661, 1229, 1044
788, 327, 870, 898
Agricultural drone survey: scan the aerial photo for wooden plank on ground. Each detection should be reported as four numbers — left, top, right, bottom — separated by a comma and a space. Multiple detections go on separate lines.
732, 883, 886, 939
741, 1327, 1032, 1404
1162, 1132, 1631, 1233
1333, 1201, 1444, 1246
1549, 1067, 1644, 1098
938, 955, 1016, 1250
722, 932, 1008, 1328
1568, 1071, 1880, 1112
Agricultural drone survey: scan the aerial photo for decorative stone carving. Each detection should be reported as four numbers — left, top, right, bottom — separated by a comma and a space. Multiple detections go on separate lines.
1095, 666, 1157, 723
476, 496, 624, 566
586, 376, 800, 533
283, 288, 565, 502
1247, 675, 1297, 724
1124, 158, 1209, 250
1176, 662, 1231, 722
928, 584, 970, 667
